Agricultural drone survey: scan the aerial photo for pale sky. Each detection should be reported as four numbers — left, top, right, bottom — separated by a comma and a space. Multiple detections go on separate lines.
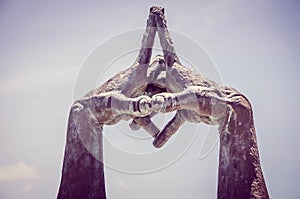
0, 0, 300, 199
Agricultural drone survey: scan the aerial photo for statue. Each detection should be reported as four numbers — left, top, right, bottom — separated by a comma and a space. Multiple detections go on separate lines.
58, 6, 269, 199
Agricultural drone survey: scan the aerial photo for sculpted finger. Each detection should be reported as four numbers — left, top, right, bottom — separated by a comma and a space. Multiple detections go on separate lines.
151, 93, 180, 113
129, 112, 157, 131
129, 119, 141, 131
153, 6, 180, 67
109, 94, 152, 117
151, 88, 226, 119
153, 111, 185, 148
131, 116, 160, 137
135, 6, 157, 65
150, 90, 199, 113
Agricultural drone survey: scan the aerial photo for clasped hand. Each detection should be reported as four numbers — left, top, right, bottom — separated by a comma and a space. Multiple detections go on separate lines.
71, 7, 249, 150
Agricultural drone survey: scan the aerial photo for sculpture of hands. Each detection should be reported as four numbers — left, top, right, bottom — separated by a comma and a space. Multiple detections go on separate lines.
59, 6, 269, 199
71, 6, 255, 151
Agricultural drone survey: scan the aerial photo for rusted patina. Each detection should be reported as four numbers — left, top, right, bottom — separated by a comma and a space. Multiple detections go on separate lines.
58, 6, 269, 199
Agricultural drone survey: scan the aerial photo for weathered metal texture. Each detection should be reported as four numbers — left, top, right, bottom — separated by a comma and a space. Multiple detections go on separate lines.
58, 6, 269, 199
57, 109, 106, 199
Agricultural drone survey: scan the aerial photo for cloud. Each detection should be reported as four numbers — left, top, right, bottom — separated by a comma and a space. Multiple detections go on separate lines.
0, 161, 39, 182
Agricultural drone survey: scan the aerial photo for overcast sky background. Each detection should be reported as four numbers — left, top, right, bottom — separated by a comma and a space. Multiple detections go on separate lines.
0, 0, 300, 199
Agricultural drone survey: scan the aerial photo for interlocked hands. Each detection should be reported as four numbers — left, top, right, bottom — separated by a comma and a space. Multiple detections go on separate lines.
71, 6, 249, 149
62, 6, 269, 199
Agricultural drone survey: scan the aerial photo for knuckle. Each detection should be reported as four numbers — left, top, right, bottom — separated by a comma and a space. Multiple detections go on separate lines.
71, 100, 85, 113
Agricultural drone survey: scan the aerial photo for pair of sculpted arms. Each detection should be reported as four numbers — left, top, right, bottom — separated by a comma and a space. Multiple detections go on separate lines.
61, 6, 269, 199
